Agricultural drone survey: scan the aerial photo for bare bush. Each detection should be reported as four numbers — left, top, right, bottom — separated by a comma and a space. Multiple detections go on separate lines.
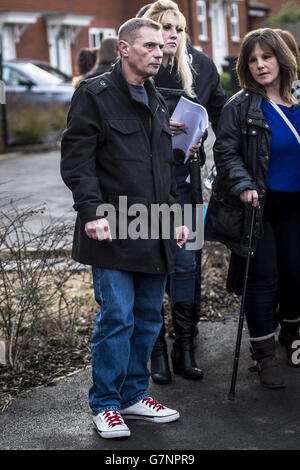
0, 195, 89, 371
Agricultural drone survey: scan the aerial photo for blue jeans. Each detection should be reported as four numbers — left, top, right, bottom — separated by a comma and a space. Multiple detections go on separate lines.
89, 267, 167, 415
170, 164, 198, 304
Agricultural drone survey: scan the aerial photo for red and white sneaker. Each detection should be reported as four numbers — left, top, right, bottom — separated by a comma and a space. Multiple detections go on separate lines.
93, 409, 131, 439
120, 397, 180, 423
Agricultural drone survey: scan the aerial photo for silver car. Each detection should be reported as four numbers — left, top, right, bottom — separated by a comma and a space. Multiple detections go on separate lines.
1, 61, 75, 144
2, 60, 74, 106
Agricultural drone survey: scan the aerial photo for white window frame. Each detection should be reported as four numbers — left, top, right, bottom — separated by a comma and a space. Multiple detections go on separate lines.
0, 25, 16, 60
0, 11, 40, 60
89, 28, 116, 48
47, 25, 72, 75
230, 2, 240, 42
46, 14, 94, 75
197, 0, 208, 41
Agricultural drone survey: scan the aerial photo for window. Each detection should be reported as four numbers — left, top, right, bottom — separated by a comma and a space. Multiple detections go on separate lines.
230, 3, 240, 42
89, 28, 116, 48
197, 0, 207, 41
2, 66, 29, 86
55, 28, 70, 74
47, 25, 72, 75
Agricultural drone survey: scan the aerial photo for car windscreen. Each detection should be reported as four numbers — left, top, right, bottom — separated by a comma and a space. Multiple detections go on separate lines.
14, 63, 64, 85
35, 63, 71, 82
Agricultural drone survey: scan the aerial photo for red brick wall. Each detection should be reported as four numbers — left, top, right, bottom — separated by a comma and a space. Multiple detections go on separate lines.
1, 0, 149, 74
259, 0, 285, 16
227, 0, 248, 57
15, 18, 49, 61
3, 0, 287, 74
1, 0, 207, 74
0, 0, 232, 73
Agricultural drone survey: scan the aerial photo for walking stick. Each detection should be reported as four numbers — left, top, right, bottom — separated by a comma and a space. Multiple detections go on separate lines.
228, 204, 256, 401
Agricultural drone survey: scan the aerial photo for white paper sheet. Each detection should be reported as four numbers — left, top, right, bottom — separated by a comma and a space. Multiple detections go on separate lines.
170, 96, 209, 163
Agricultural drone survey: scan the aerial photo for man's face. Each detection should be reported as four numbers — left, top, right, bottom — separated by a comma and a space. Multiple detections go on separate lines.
120, 26, 164, 80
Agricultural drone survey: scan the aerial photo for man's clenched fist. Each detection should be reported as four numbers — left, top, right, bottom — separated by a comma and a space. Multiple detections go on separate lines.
85, 219, 112, 242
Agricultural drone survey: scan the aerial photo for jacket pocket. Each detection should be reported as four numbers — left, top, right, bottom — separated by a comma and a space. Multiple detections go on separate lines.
106, 119, 147, 161
206, 191, 243, 241
108, 119, 141, 134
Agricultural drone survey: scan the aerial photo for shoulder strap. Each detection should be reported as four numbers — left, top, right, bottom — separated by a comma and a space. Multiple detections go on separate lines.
269, 100, 300, 145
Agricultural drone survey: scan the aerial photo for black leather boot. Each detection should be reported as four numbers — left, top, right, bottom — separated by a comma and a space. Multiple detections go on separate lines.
250, 336, 285, 388
150, 309, 171, 384
171, 302, 204, 380
278, 320, 300, 367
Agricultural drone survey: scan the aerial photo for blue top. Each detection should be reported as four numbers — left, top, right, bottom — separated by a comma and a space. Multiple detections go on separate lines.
262, 100, 300, 192
129, 84, 149, 106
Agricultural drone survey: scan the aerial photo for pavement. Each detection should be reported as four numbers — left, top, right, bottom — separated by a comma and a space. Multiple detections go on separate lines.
1, 144, 300, 453
1, 319, 300, 451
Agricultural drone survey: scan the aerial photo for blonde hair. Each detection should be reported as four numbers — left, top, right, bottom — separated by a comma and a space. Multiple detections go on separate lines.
143, 0, 195, 97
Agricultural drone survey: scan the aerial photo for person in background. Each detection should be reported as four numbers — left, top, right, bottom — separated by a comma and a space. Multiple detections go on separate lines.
274, 29, 300, 103
141, 0, 227, 384
205, 28, 300, 389
86, 36, 120, 79
61, 17, 188, 440
72, 47, 97, 89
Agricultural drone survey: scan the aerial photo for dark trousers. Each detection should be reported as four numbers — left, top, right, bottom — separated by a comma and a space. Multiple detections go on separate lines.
245, 190, 300, 339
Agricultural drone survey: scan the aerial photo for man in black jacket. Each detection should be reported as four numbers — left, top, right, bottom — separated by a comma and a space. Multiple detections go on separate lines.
61, 18, 188, 439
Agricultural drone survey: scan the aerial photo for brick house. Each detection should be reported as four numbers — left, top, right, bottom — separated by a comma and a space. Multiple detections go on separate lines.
0, 0, 296, 76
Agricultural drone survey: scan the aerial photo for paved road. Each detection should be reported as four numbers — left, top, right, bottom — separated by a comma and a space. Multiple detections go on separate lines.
0, 149, 74, 231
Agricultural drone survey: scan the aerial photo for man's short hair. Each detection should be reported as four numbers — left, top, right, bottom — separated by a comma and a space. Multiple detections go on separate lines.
118, 17, 161, 44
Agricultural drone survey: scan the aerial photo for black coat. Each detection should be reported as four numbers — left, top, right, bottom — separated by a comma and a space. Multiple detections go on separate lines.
61, 61, 179, 274
205, 90, 272, 258
153, 46, 227, 133
85, 62, 113, 79
187, 45, 227, 133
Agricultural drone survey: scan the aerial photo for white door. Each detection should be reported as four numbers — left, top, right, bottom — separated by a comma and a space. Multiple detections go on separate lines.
210, 0, 228, 73
55, 27, 72, 75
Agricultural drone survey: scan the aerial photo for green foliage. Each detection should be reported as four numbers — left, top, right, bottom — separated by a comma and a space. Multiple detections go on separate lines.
220, 72, 233, 97
268, 2, 300, 24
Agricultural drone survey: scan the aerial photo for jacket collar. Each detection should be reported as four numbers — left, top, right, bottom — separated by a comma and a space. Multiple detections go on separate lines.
246, 90, 264, 119
109, 59, 159, 106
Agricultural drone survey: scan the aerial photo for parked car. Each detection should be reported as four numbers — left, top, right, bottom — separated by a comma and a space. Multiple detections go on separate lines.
2, 60, 74, 106
30, 61, 72, 83
1, 60, 74, 144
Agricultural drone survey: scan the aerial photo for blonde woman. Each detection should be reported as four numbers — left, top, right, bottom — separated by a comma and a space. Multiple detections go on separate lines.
142, 1, 227, 384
